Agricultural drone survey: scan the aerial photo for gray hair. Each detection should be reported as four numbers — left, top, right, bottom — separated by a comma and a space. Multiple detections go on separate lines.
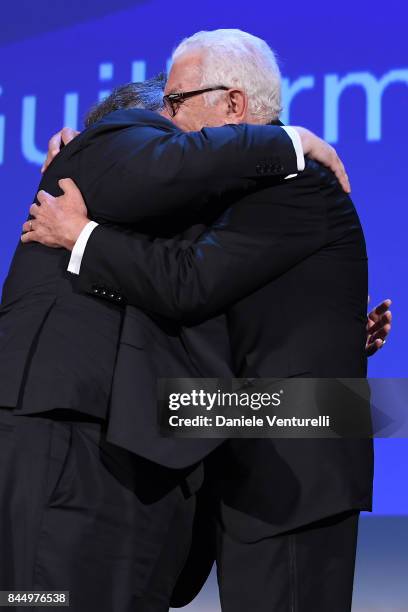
85, 73, 166, 127
171, 29, 282, 122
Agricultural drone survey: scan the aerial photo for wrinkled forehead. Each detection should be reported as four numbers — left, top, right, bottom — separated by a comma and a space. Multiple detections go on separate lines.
165, 53, 204, 94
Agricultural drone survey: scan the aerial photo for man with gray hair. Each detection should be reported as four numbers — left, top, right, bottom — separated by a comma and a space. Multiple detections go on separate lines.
23, 29, 390, 612
167, 28, 284, 128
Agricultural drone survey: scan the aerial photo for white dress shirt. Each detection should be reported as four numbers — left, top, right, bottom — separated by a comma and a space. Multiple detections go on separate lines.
67, 128, 305, 275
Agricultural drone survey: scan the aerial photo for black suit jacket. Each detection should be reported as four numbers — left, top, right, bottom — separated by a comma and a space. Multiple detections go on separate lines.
0, 108, 298, 468
71, 152, 373, 607
75, 158, 373, 534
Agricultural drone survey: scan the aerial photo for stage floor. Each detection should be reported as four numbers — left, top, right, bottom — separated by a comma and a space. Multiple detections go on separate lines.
174, 516, 408, 611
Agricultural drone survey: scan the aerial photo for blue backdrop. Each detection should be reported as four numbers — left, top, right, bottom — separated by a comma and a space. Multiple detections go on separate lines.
0, 0, 406, 521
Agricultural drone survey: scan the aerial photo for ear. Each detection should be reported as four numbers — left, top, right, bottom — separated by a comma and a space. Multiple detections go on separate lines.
226, 89, 248, 122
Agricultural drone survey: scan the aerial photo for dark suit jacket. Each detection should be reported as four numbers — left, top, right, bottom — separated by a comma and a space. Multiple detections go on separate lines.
75, 158, 373, 537
0, 108, 298, 469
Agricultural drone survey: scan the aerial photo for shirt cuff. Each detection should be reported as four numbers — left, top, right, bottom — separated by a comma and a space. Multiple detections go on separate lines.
67, 221, 99, 275
281, 126, 305, 172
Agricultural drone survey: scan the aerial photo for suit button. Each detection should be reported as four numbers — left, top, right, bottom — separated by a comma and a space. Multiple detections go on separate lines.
256, 163, 265, 175
101, 289, 107, 296
116, 295, 123, 302
92, 286, 99, 294
109, 293, 115, 299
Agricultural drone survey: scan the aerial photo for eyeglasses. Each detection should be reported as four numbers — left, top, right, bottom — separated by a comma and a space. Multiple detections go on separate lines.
163, 86, 229, 117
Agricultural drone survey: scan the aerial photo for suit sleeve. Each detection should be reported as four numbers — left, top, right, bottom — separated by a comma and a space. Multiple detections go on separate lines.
77, 179, 328, 323
87, 124, 300, 223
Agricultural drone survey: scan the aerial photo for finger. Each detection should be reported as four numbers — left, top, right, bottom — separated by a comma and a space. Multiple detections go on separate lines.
20, 230, 36, 243
370, 323, 392, 343
368, 303, 392, 326
336, 152, 351, 193
41, 130, 65, 173
37, 189, 55, 207
41, 151, 56, 174
366, 332, 390, 356
366, 343, 376, 357
49, 130, 63, 152
341, 175, 351, 194
366, 338, 385, 357
372, 299, 392, 318
336, 155, 346, 183
58, 177, 80, 194
41, 152, 53, 174
22, 220, 35, 233
334, 156, 351, 193
29, 202, 41, 217
333, 162, 348, 193
46, 133, 62, 160
61, 127, 79, 146
367, 313, 392, 335
374, 310, 392, 327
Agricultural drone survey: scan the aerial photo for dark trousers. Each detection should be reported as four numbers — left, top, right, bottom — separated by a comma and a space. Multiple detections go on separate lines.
0, 408, 198, 612
216, 509, 360, 612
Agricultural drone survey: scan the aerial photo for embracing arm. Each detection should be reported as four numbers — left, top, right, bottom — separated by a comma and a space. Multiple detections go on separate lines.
89, 122, 307, 224
75, 197, 392, 354
76, 182, 326, 323
50, 122, 303, 225
40, 118, 349, 223
23, 175, 391, 353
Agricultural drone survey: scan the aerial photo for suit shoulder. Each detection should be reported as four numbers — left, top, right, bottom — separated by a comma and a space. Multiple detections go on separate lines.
90, 108, 176, 132
300, 158, 342, 190
281, 158, 357, 210
62, 109, 180, 162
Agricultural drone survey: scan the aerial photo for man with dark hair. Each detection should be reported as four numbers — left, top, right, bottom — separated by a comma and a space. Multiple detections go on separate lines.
0, 71, 350, 610
84, 74, 167, 126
